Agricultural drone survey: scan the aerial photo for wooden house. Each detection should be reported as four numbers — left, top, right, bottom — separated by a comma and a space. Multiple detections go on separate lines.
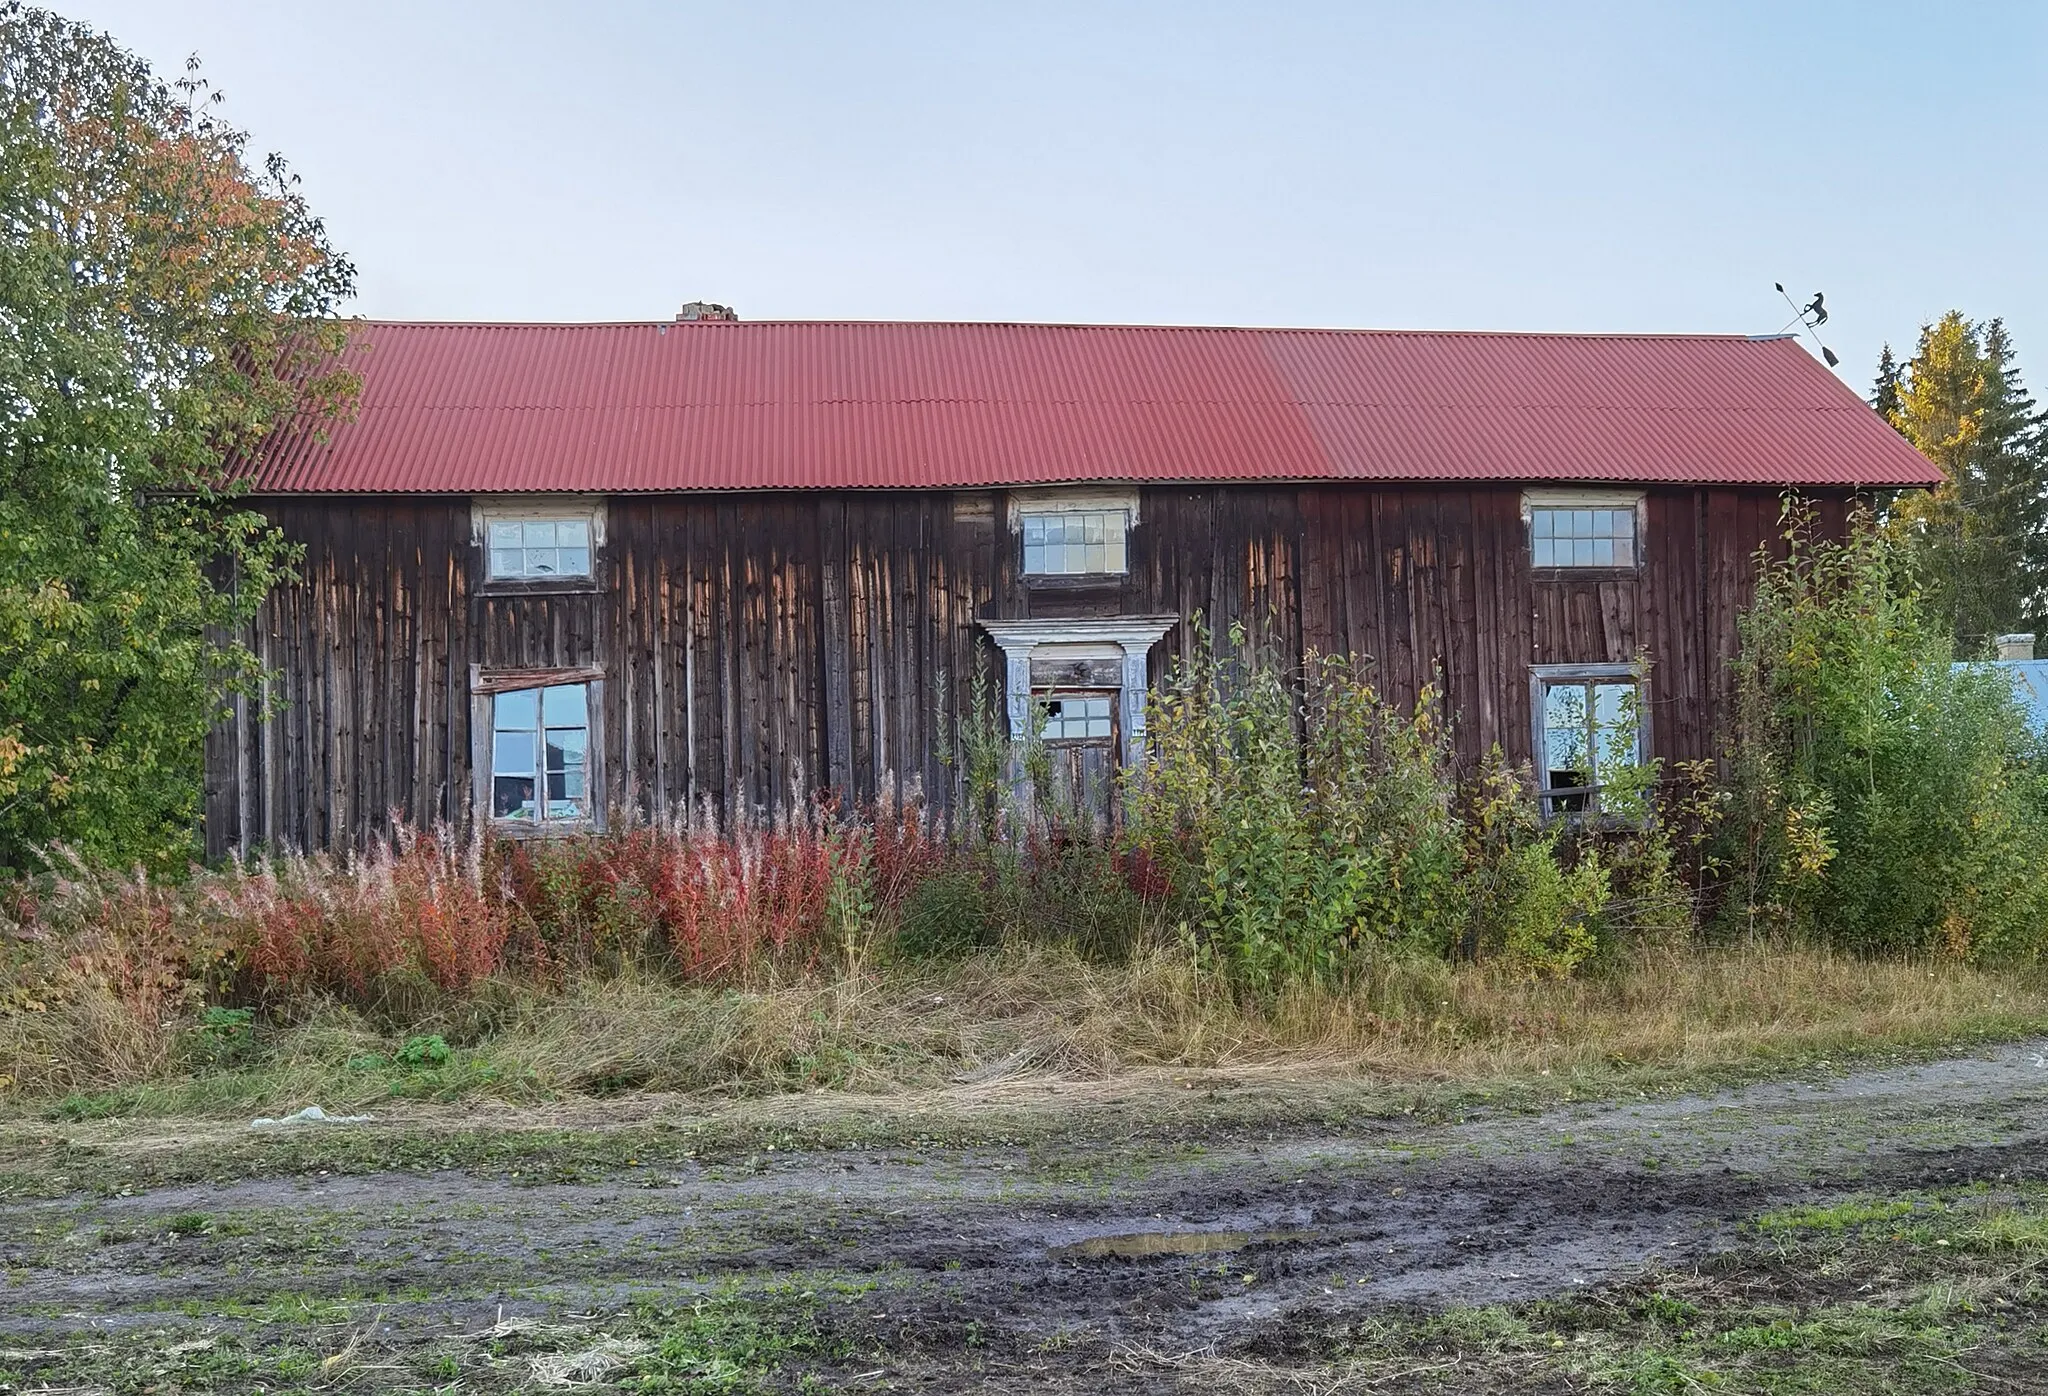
207, 318, 1939, 855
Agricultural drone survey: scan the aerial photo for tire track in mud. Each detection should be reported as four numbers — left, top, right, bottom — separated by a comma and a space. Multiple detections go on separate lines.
4, 1042, 2045, 1359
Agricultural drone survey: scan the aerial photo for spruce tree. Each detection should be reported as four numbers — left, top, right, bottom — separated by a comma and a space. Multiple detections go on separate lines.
1882, 313, 2048, 652
1872, 344, 1903, 421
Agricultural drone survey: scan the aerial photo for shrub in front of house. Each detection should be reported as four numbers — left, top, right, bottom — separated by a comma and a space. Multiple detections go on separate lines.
1722, 512, 2048, 961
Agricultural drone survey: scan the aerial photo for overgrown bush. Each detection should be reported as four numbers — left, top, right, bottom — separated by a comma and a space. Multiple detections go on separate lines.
1459, 750, 1609, 977
1130, 630, 1467, 990
1723, 508, 2048, 960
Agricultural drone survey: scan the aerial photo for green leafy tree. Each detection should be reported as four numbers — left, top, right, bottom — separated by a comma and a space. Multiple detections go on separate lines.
1724, 506, 2048, 961
1881, 312, 2048, 651
0, 5, 355, 870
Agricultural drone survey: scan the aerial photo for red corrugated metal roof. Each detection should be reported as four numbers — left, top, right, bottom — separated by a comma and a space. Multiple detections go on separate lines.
251, 320, 1943, 493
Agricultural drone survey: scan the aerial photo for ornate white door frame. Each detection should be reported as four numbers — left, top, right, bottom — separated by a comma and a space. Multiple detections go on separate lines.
979, 616, 1179, 769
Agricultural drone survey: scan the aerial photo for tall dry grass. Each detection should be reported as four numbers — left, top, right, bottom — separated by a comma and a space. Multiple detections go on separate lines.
7, 940, 2041, 1109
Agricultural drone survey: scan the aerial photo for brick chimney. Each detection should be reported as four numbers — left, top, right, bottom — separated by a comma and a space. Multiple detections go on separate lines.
676, 301, 738, 322
1997, 633, 2036, 661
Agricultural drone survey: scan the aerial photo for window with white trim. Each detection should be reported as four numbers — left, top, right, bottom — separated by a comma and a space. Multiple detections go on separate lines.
1532, 666, 1648, 818
490, 683, 591, 823
1525, 492, 1643, 570
487, 517, 593, 580
1021, 509, 1130, 576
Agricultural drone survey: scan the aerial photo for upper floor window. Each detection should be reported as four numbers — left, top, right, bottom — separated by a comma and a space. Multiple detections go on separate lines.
488, 517, 591, 580
1022, 510, 1130, 576
1525, 491, 1642, 570
473, 498, 605, 587
1010, 488, 1138, 580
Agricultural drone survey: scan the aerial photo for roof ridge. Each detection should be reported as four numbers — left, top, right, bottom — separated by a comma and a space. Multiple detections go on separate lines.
343, 318, 1774, 341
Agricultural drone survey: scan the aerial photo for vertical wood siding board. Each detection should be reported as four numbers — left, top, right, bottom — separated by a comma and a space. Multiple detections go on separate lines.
1385, 492, 1418, 708
649, 501, 672, 820
1300, 489, 1332, 659
757, 507, 777, 813
1598, 579, 1631, 661
847, 509, 872, 800
776, 503, 799, 803
799, 500, 819, 803
1694, 488, 1714, 755
929, 498, 948, 806
449, 513, 470, 828
1276, 490, 1297, 697
749, 506, 769, 808
900, 500, 920, 805
1466, 490, 1499, 757
1481, 490, 1514, 762
713, 502, 736, 816
761, 505, 782, 808
925, 501, 945, 809
1444, 490, 1481, 765
1371, 491, 1403, 705
869, 522, 890, 798
613, 506, 632, 818
315, 532, 334, 850
405, 508, 425, 829
1343, 491, 1371, 666
258, 584, 274, 849
1427, 490, 1454, 724
820, 496, 853, 796
1649, 490, 1688, 760
1675, 488, 1704, 759
1706, 488, 1743, 748
862, 505, 884, 798
891, 502, 915, 803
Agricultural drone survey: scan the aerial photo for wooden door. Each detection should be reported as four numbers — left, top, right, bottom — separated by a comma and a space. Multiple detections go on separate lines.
1038, 690, 1119, 836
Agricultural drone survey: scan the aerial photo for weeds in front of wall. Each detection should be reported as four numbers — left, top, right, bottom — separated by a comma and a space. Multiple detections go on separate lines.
14, 533, 2048, 1108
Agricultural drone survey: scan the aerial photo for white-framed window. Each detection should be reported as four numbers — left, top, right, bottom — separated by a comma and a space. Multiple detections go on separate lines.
473, 499, 605, 585
487, 517, 592, 580
1040, 693, 1114, 741
489, 683, 591, 824
1021, 509, 1130, 576
1010, 488, 1138, 579
1524, 491, 1643, 570
1530, 663, 1649, 818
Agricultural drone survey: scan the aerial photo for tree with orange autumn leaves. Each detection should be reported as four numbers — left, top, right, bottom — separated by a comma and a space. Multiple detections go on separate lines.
0, 4, 355, 870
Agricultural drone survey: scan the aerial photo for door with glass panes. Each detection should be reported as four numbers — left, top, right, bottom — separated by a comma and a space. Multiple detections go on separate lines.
1038, 690, 1119, 834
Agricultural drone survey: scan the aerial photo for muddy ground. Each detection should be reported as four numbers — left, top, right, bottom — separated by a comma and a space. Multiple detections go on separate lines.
4, 1044, 2047, 1392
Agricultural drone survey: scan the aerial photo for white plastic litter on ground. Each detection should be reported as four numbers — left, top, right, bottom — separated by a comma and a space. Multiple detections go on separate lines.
248, 1105, 373, 1130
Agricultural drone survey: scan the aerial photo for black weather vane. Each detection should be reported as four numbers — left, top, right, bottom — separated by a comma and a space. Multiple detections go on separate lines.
1774, 283, 1839, 368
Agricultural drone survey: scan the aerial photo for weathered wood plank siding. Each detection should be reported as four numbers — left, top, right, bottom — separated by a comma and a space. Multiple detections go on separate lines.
206, 485, 1849, 856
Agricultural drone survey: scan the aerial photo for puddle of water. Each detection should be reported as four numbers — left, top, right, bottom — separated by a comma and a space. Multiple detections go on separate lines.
1051, 1228, 1310, 1260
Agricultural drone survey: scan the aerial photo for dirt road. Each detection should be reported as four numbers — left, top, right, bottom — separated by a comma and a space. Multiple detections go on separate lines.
4, 1043, 2046, 1391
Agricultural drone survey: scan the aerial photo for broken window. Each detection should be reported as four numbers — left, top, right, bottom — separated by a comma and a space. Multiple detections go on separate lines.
490, 683, 590, 823
1533, 666, 1647, 817
1040, 693, 1114, 741
486, 517, 592, 580
1021, 510, 1130, 576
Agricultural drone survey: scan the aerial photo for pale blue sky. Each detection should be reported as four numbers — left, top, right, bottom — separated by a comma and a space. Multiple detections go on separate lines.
58, 1, 2048, 388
